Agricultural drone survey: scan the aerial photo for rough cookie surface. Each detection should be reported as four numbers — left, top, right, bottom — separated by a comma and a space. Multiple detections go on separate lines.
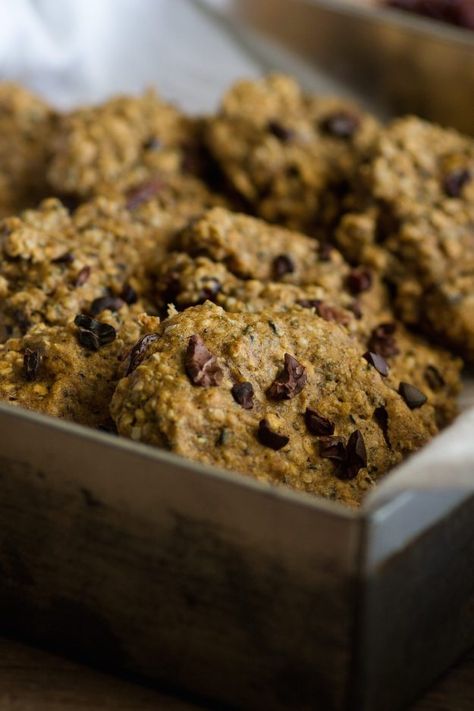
175, 207, 352, 290
0, 77, 469, 508
0, 310, 159, 427
111, 302, 438, 507
0, 83, 54, 217
0, 197, 163, 340
206, 74, 379, 233
47, 90, 222, 208
335, 116, 474, 361
156, 209, 461, 426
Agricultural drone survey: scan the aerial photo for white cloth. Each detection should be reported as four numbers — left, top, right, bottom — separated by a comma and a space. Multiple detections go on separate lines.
0, 0, 472, 500
0, 0, 261, 110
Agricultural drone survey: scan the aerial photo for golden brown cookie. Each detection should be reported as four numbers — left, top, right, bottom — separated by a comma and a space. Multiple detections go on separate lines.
175, 206, 354, 290
0, 197, 162, 340
46, 89, 226, 212
154, 250, 461, 429
206, 74, 379, 233
0, 83, 55, 217
111, 302, 441, 507
0, 310, 159, 427
335, 116, 474, 361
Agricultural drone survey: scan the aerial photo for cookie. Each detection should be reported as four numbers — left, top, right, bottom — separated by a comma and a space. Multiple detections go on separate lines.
175, 206, 354, 291
335, 116, 474, 361
205, 74, 379, 233
47, 90, 222, 206
0, 309, 160, 427
0, 83, 55, 217
111, 302, 438, 507
154, 249, 380, 337
0, 197, 160, 341
154, 251, 461, 428
0, 183, 231, 347
171, 208, 414, 347
121, 170, 230, 256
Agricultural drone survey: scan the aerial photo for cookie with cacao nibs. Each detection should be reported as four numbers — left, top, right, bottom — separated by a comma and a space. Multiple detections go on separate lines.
110, 302, 439, 508
205, 74, 379, 233
152, 246, 461, 429
0, 311, 160, 428
334, 116, 474, 363
47, 89, 196, 199
0, 197, 156, 342
175, 207, 353, 292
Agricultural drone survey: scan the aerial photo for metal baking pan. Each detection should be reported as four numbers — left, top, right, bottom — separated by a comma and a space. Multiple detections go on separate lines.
226, 0, 474, 132
0, 402, 472, 710
0, 2, 473, 710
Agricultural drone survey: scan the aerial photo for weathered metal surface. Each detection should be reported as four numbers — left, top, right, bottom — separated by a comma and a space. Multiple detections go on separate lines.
231, 0, 474, 132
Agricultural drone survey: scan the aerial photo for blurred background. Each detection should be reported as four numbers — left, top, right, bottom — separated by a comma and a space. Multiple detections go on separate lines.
0, 0, 264, 111
0, 0, 472, 133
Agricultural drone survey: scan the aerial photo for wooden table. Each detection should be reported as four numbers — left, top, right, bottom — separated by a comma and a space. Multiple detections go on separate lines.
0, 638, 471, 710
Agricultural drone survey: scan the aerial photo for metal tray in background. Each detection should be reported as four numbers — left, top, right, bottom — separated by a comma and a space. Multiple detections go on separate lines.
0, 3, 473, 711
228, 0, 474, 132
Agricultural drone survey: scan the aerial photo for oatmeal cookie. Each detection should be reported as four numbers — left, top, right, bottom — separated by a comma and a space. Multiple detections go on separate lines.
0, 83, 55, 217
0, 197, 161, 340
172, 207, 406, 341
121, 170, 230, 256
175, 207, 354, 291
111, 302, 439, 507
0, 310, 159, 427
47, 90, 214, 200
205, 74, 379, 233
335, 116, 474, 361
154, 251, 461, 427
154, 249, 381, 335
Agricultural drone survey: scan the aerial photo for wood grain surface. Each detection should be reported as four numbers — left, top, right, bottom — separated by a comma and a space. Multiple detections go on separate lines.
0, 638, 471, 710
0, 638, 197, 711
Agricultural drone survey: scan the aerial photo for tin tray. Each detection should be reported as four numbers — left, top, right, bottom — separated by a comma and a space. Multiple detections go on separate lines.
0, 402, 472, 711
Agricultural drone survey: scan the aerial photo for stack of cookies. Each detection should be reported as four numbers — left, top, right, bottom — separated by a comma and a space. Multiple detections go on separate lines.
0, 75, 472, 506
